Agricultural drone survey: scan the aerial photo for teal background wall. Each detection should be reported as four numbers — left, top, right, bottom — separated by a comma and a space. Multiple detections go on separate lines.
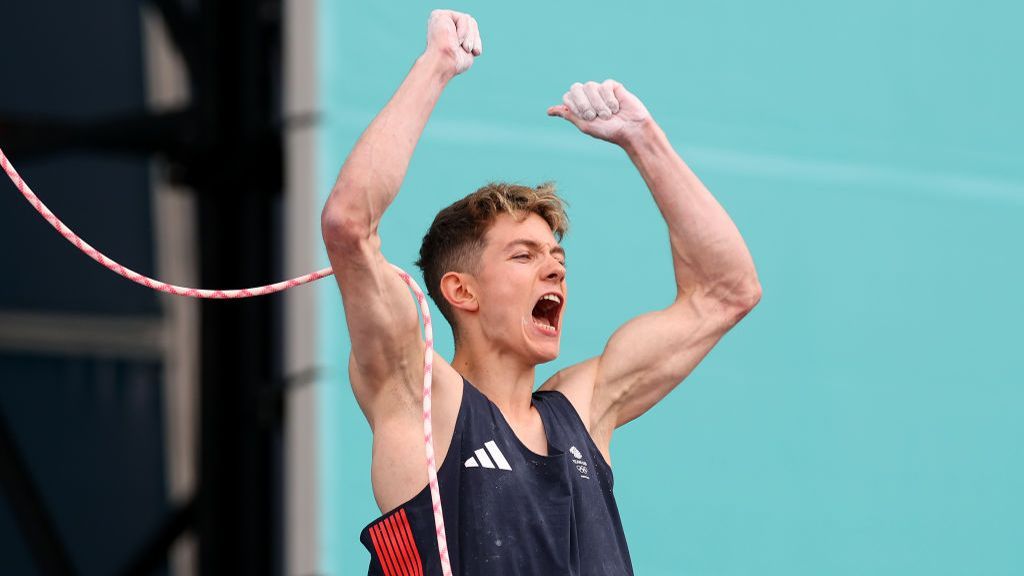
316, 2, 1023, 574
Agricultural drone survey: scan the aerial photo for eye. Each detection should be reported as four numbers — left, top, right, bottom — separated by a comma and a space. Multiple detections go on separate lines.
513, 253, 530, 260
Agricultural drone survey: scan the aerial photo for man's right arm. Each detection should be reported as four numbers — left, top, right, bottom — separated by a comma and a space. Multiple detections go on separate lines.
320, 10, 481, 422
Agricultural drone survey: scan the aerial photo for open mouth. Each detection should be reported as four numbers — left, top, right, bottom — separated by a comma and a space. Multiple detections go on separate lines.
530, 293, 563, 335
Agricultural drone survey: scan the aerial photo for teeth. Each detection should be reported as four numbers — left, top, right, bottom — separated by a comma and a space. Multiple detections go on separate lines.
541, 294, 561, 304
532, 319, 557, 333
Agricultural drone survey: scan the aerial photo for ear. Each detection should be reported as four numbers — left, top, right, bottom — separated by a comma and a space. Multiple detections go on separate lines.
440, 271, 479, 314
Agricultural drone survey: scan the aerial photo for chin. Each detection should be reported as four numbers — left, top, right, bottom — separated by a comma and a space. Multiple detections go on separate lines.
535, 343, 561, 365
522, 318, 562, 364
535, 354, 559, 366
524, 342, 561, 366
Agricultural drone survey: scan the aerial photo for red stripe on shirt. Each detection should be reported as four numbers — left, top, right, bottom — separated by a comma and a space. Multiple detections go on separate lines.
382, 512, 409, 573
393, 510, 421, 573
383, 519, 409, 576
384, 514, 415, 576
398, 508, 423, 575
368, 523, 395, 576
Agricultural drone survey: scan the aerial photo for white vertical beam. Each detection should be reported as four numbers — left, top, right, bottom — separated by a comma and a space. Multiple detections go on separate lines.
284, 1, 322, 575
140, 6, 198, 576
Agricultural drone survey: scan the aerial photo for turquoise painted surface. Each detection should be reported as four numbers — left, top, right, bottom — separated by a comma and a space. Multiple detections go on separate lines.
317, 2, 1024, 574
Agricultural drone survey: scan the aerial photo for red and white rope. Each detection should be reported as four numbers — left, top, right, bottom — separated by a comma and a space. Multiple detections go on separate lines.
393, 266, 453, 576
1, 146, 453, 574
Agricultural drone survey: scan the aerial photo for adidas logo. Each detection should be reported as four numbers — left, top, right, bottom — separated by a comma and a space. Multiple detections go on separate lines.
464, 440, 512, 471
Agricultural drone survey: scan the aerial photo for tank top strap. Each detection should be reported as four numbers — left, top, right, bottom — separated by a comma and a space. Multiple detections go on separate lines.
532, 390, 588, 446
533, 389, 614, 482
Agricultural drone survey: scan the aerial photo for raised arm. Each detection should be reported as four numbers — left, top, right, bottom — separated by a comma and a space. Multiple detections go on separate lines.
320, 10, 481, 420
546, 81, 761, 459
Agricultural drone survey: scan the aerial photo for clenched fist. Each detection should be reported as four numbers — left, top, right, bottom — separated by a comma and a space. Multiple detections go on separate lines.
425, 9, 482, 77
547, 80, 651, 146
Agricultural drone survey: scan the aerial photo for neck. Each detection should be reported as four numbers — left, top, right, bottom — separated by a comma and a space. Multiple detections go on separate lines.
451, 341, 537, 422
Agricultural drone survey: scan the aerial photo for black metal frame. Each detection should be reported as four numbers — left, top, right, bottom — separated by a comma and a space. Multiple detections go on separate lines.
0, 1, 286, 574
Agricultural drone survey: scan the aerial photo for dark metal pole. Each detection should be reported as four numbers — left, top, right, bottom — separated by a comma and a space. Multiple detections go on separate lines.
194, 1, 283, 575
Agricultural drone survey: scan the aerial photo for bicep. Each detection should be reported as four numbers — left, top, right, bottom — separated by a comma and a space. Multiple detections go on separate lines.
592, 295, 745, 431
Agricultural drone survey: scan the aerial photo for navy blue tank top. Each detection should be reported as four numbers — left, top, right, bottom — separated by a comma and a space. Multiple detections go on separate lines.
359, 378, 634, 575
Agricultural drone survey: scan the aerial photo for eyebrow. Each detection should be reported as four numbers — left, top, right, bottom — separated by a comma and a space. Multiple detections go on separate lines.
504, 239, 566, 259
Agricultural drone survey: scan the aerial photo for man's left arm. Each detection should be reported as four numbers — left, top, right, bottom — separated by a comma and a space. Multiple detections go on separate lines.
546, 80, 761, 458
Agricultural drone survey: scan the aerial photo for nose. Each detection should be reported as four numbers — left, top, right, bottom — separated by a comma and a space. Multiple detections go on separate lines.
543, 255, 565, 282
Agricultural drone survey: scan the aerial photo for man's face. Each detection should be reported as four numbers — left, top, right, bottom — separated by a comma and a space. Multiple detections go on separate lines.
471, 212, 567, 364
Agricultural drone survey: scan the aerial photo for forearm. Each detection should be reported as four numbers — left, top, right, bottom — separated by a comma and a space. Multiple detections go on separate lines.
622, 119, 760, 305
323, 52, 452, 238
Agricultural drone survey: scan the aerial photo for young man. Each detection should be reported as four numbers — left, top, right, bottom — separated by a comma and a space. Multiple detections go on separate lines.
321, 9, 761, 575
